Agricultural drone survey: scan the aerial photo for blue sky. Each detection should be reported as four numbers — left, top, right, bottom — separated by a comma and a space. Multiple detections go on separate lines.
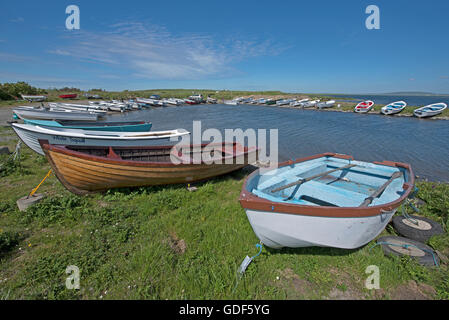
1, 0, 448, 93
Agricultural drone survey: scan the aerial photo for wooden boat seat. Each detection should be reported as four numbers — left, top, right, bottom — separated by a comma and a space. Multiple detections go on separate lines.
256, 179, 369, 207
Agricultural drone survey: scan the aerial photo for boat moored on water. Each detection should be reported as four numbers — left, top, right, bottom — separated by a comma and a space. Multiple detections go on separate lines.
381, 101, 407, 115
413, 103, 447, 118
354, 100, 374, 113
239, 153, 414, 249
10, 123, 189, 156
40, 141, 258, 195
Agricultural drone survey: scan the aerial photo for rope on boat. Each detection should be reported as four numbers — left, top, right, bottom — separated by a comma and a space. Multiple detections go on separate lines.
28, 169, 52, 198
232, 243, 263, 294
369, 241, 439, 267
401, 186, 420, 225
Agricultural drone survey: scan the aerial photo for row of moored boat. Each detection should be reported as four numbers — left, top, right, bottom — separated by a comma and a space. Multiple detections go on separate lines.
227, 97, 447, 118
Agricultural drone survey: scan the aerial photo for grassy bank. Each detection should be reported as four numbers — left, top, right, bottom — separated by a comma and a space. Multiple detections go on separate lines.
0, 126, 448, 300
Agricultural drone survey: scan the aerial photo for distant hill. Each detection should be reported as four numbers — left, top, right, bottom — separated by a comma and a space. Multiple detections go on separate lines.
316, 92, 449, 96
383, 92, 449, 96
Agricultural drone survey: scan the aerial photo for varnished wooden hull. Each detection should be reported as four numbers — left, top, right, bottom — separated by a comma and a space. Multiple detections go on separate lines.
41, 142, 258, 195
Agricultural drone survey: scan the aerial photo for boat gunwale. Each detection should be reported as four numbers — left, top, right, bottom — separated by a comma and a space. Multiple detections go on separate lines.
239, 152, 415, 218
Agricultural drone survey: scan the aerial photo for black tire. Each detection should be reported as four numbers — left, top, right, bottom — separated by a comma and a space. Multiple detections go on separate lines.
392, 215, 444, 243
377, 236, 439, 267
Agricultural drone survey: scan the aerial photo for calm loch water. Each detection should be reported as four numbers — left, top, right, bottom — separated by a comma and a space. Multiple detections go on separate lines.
106, 104, 449, 182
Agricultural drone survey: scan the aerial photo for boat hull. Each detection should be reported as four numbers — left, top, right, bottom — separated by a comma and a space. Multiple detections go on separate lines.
354, 101, 374, 113
14, 109, 98, 121
239, 153, 414, 249
413, 103, 447, 118
380, 101, 406, 115
41, 143, 257, 194
11, 123, 189, 155
23, 119, 152, 132
245, 208, 396, 249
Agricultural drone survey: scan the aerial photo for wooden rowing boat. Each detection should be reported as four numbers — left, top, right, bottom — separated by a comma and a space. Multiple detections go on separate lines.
11, 123, 189, 155
13, 107, 100, 122
413, 103, 447, 118
40, 141, 259, 195
380, 101, 407, 115
59, 94, 78, 99
239, 153, 414, 249
354, 100, 374, 113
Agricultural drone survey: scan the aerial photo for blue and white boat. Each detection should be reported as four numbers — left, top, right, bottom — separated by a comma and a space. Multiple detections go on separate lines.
413, 103, 447, 118
23, 119, 152, 132
11, 123, 189, 156
239, 153, 414, 249
381, 101, 407, 115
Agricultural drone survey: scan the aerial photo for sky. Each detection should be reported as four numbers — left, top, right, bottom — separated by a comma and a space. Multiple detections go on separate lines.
1, 0, 449, 94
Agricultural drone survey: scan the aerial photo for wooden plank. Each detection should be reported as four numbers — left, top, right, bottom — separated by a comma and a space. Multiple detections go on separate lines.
271, 163, 356, 193
359, 171, 403, 207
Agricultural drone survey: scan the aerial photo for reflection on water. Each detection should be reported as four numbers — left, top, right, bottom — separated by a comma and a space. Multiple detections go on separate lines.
105, 104, 449, 182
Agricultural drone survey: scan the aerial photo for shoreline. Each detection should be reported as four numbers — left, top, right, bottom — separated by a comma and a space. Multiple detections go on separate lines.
273, 103, 449, 120
1, 98, 448, 125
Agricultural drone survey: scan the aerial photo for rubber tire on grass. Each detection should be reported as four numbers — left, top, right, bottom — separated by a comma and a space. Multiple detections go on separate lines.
377, 236, 439, 267
392, 215, 444, 243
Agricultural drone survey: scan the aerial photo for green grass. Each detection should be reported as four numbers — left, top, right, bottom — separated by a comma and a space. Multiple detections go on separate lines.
0, 126, 448, 300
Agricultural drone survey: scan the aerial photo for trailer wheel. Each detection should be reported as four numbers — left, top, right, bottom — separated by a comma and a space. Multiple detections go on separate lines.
377, 236, 439, 266
392, 215, 444, 243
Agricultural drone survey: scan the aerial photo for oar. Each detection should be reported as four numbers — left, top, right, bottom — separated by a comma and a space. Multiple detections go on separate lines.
359, 171, 403, 207
271, 163, 356, 193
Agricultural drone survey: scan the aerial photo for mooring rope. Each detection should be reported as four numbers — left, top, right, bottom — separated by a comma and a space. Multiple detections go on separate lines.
232, 243, 263, 294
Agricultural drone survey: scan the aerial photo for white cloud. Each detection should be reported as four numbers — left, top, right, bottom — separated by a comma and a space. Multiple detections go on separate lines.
49, 22, 286, 80
10, 17, 24, 23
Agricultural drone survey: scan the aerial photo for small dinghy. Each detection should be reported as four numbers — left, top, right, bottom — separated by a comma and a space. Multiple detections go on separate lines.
13, 107, 100, 121
316, 100, 336, 109
21, 95, 47, 102
413, 103, 447, 118
302, 100, 320, 108
239, 153, 414, 249
11, 123, 189, 156
40, 141, 258, 195
23, 119, 152, 132
354, 100, 374, 113
381, 101, 407, 115
59, 94, 78, 99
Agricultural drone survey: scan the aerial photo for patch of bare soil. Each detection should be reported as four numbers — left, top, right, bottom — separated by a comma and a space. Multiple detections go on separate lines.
275, 268, 317, 299
327, 267, 365, 300
165, 231, 186, 255
390, 280, 436, 300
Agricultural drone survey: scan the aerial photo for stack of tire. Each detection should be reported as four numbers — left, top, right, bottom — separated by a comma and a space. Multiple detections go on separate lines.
377, 203, 445, 266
